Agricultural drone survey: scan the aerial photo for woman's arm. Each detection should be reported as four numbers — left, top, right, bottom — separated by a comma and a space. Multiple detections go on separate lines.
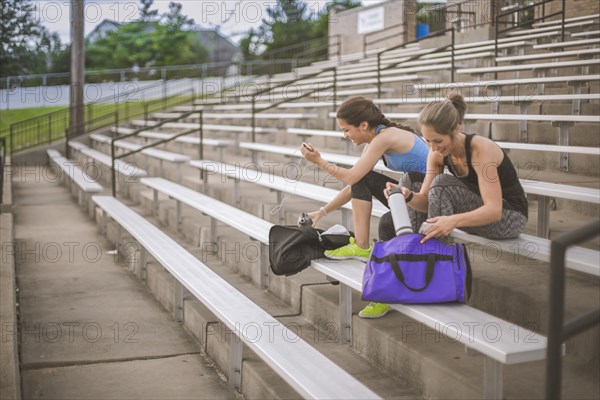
421, 139, 505, 241
301, 138, 388, 186
400, 150, 444, 213
307, 185, 352, 227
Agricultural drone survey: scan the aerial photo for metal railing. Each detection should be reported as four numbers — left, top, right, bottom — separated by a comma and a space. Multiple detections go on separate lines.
1, 60, 238, 89
247, 66, 339, 140
373, 26, 457, 95
363, 23, 406, 57
0, 136, 6, 205
546, 220, 600, 399
109, 108, 201, 197
494, 0, 564, 66
65, 86, 195, 159
241, 35, 341, 76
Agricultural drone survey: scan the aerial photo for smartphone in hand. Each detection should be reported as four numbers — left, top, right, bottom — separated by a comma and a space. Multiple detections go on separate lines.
302, 142, 314, 152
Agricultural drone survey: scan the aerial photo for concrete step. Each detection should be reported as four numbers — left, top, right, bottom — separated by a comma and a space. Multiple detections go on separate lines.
121, 173, 599, 399
96, 201, 424, 399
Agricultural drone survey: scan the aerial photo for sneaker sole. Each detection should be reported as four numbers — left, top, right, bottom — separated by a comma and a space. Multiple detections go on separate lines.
358, 308, 390, 319
324, 254, 369, 262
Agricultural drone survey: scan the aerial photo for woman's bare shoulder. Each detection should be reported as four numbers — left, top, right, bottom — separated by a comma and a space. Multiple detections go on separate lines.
471, 134, 503, 163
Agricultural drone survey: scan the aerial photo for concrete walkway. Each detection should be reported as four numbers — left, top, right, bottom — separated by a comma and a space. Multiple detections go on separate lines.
13, 168, 237, 399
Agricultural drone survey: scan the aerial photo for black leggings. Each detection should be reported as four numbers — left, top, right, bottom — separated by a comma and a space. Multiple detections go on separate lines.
351, 170, 398, 206
350, 170, 399, 241
379, 172, 528, 241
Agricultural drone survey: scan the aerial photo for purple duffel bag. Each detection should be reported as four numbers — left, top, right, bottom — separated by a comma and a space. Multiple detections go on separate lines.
362, 233, 472, 304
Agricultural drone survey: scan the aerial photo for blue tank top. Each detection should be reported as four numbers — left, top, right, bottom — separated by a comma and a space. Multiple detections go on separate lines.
376, 125, 428, 173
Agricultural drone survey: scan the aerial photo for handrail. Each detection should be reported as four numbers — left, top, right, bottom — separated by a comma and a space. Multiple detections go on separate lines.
65, 86, 194, 158
0, 136, 6, 205
494, 0, 563, 73
546, 220, 600, 399
250, 66, 338, 142
110, 108, 201, 196
243, 35, 341, 72
374, 27, 456, 95
363, 22, 405, 57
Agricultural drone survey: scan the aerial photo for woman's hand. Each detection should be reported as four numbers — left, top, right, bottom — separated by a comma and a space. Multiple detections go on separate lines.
383, 182, 411, 200
307, 210, 323, 228
420, 215, 458, 243
300, 142, 321, 164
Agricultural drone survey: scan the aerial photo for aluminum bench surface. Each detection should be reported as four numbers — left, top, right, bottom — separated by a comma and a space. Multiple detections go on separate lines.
92, 195, 379, 400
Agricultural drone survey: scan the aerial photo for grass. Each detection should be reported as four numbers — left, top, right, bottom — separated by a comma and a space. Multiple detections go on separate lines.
0, 106, 65, 132
1, 93, 196, 152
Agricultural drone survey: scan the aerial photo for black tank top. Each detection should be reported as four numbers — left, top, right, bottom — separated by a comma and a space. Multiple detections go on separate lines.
444, 134, 528, 217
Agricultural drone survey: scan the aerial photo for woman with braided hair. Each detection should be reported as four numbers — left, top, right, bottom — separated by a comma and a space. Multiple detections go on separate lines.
300, 96, 428, 319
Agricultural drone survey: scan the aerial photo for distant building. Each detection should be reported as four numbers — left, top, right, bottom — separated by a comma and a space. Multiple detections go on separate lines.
85, 19, 122, 42
190, 28, 240, 66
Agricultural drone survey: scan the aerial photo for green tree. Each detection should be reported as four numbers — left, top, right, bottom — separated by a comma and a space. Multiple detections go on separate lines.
85, 1, 208, 71
139, 0, 159, 22
31, 31, 63, 74
241, 0, 360, 65
154, 2, 205, 66
0, 0, 49, 76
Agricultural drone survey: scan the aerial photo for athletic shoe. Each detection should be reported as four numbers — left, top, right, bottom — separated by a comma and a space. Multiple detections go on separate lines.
358, 302, 390, 319
324, 237, 372, 262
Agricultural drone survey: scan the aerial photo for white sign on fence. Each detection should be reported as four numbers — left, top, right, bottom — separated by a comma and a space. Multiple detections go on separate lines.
357, 6, 385, 35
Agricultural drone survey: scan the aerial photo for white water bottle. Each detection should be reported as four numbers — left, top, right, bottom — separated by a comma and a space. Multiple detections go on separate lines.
388, 186, 413, 235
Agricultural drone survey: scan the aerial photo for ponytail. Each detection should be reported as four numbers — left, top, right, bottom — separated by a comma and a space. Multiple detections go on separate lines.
418, 91, 467, 135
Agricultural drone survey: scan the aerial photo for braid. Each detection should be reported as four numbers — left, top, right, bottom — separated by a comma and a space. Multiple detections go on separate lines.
380, 116, 416, 134
336, 96, 417, 134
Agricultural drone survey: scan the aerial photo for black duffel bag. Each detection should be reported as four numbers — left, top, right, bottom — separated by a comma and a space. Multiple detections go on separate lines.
268, 224, 352, 276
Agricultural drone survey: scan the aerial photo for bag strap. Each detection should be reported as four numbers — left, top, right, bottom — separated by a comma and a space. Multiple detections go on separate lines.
375, 253, 453, 292
370, 254, 453, 263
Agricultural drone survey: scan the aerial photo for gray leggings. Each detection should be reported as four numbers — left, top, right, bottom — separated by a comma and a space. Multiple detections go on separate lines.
380, 172, 527, 241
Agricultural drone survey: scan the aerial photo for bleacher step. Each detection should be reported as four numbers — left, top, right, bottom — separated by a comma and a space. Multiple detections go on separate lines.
98, 203, 425, 399
131, 168, 598, 399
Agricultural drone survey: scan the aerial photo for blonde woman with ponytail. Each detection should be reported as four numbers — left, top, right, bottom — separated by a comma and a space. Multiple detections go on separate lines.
382, 92, 528, 244
300, 96, 429, 319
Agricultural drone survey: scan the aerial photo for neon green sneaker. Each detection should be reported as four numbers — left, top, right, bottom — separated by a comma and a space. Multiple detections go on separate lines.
359, 302, 390, 319
324, 237, 372, 262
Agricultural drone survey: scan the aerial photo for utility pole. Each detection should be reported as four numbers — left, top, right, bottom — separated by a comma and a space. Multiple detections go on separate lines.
69, 0, 84, 139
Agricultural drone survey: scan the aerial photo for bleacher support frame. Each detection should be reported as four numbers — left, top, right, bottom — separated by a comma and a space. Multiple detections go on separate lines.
546, 220, 600, 399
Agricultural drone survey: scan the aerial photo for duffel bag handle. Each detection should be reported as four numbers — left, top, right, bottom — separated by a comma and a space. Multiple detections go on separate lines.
388, 253, 436, 292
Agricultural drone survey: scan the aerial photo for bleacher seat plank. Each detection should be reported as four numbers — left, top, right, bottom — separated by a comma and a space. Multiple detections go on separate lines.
364, 112, 600, 123
418, 223, 600, 277
68, 142, 147, 178
47, 150, 103, 193
496, 48, 599, 63
200, 113, 319, 120
533, 38, 600, 50
375, 94, 600, 105
287, 128, 600, 155
506, 20, 596, 36
189, 160, 389, 218
310, 258, 548, 364
130, 121, 277, 134
92, 195, 380, 400
457, 59, 600, 75
90, 133, 190, 163
141, 177, 272, 243
533, 13, 599, 28
238, 142, 393, 173
414, 74, 600, 90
